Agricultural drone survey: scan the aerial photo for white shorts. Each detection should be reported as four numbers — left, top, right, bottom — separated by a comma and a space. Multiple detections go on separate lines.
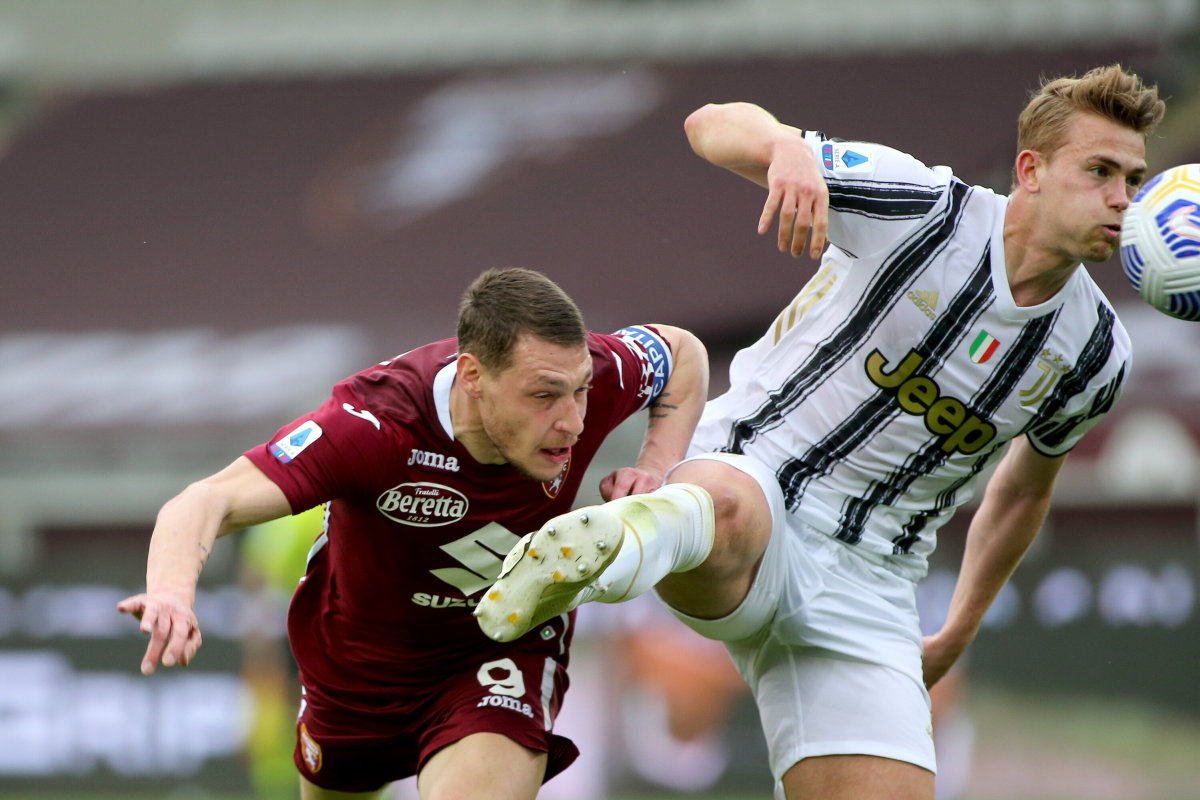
665, 452, 936, 785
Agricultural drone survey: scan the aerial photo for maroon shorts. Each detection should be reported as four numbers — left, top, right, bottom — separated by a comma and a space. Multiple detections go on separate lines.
293, 649, 579, 793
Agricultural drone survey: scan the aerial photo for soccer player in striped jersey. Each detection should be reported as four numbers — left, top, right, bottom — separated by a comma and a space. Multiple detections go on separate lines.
476, 65, 1165, 800
118, 268, 709, 800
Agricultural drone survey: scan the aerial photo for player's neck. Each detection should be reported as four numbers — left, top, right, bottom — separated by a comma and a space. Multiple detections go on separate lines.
1003, 194, 1079, 306
448, 379, 506, 465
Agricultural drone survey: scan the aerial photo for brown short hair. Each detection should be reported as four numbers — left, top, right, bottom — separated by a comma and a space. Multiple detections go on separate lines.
1016, 64, 1165, 161
457, 267, 586, 372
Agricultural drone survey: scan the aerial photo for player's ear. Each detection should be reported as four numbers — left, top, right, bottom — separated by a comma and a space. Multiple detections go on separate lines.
456, 352, 485, 399
1014, 149, 1043, 193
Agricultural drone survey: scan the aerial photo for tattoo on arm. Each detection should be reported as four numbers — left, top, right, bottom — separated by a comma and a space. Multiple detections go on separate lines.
196, 542, 211, 576
650, 393, 679, 420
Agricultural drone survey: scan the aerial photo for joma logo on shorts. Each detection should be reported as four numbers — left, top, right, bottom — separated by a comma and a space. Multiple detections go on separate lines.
476, 695, 534, 718
865, 348, 996, 455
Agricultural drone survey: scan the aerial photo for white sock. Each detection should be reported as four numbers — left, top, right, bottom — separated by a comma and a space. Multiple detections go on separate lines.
581, 483, 715, 605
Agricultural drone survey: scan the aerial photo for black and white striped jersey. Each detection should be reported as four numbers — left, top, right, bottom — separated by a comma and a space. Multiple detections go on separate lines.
691, 131, 1130, 577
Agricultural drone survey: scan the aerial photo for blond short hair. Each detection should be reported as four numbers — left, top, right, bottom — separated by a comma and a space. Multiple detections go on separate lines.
1017, 64, 1165, 160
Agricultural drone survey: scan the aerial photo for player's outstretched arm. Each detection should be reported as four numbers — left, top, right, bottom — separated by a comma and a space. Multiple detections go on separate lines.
922, 437, 1066, 687
600, 325, 708, 501
684, 101, 828, 259
117, 456, 292, 675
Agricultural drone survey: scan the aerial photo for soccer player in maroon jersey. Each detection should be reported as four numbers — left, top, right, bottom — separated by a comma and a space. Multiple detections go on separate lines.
117, 267, 709, 800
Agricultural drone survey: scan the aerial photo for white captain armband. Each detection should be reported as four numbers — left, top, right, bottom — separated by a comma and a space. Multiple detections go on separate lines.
613, 325, 673, 408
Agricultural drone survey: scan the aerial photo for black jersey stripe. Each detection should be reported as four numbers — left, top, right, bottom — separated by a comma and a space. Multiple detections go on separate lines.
1028, 365, 1124, 450
821, 245, 999, 544
892, 434, 1007, 556
829, 180, 943, 199
1025, 303, 1122, 451
1089, 366, 1124, 418
890, 306, 1115, 550
722, 179, 972, 457
829, 247, 998, 543
808, 128, 948, 219
768, 182, 976, 507
829, 181, 943, 220
885, 310, 1060, 553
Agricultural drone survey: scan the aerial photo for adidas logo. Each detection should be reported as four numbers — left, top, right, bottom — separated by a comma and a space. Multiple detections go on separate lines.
907, 290, 938, 320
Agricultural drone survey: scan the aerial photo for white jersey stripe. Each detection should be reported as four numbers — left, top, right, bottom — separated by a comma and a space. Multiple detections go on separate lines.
833, 253, 1006, 546
539, 656, 557, 732
871, 309, 1059, 552
771, 184, 980, 499
725, 181, 972, 457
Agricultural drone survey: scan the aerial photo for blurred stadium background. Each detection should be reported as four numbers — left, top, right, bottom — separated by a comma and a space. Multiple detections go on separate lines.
2, 1, 1200, 798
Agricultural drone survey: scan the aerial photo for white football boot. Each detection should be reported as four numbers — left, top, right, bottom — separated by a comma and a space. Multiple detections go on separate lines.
474, 506, 623, 642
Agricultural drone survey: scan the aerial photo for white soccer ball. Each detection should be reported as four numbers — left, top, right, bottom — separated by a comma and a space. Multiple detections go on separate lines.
1119, 163, 1200, 321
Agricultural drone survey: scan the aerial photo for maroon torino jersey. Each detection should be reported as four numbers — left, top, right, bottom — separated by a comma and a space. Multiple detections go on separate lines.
244, 326, 671, 708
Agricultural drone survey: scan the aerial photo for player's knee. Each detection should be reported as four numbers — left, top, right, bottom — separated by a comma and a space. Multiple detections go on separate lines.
669, 461, 771, 572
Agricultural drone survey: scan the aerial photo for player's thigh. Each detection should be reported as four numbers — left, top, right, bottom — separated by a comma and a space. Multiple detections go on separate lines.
300, 774, 386, 800
782, 753, 934, 800
417, 731, 546, 800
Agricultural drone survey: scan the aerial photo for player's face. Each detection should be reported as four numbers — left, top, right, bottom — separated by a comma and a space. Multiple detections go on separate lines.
476, 334, 592, 482
1038, 112, 1147, 264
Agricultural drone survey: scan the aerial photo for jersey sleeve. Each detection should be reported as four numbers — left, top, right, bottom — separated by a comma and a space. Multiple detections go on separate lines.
801, 129, 953, 259
584, 324, 675, 435
611, 324, 673, 408
1025, 304, 1132, 458
1026, 359, 1129, 456
243, 383, 407, 513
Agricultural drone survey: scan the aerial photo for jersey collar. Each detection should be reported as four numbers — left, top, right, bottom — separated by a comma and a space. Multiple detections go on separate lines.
432, 360, 457, 440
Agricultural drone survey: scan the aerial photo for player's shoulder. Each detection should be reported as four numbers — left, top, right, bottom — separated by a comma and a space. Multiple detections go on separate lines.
587, 325, 674, 409
1074, 268, 1129, 329
369, 338, 458, 374
805, 131, 952, 191
588, 325, 669, 364
339, 339, 457, 425
1061, 270, 1132, 371
349, 339, 454, 387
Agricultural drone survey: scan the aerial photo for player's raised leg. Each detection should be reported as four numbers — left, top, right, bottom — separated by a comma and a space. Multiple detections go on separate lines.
475, 456, 776, 642
473, 506, 628, 643
647, 457, 778, 623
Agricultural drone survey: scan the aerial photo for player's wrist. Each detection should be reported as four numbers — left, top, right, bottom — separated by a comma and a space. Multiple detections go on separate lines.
935, 620, 978, 654
144, 582, 197, 605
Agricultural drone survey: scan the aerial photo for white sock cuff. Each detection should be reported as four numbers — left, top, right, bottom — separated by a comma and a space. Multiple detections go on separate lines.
655, 483, 716, 572
593, 483, 716, 604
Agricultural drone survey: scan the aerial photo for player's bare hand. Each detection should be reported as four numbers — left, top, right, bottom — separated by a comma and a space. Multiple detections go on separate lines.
117, 590, 202, 675
759, 139, 829, 259
599, 467, 664, 501
920, 631, 966, 689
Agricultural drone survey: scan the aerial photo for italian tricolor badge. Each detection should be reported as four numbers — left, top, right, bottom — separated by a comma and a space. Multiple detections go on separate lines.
969, 330, 999, 363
